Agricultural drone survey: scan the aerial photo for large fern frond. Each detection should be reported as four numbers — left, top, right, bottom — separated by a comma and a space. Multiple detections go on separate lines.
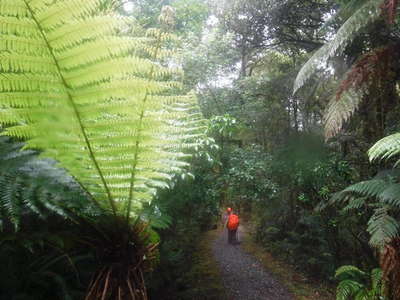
328, 172, 400, 248
329, 170, 400, 206
294, 0, 384, 93
330, 179, 388, 210
0, 1, 205, 218
324, 89, 363, 139
330, 176, 400, 208
0, 137, 93, 230
335, 265, 367, 279
342, 179, 389, 198
368, 133, 400, 164
378, 183, 400, 208
343, 197, 368, 211
336, 279, 364, 300
367, 207, 400, 248
335, 265, 386, 300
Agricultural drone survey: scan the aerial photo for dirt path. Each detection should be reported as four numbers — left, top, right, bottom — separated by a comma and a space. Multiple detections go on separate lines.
212, 225, 293, 300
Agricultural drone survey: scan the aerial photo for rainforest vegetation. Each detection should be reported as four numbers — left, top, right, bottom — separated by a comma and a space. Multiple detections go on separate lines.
0, 0, 400, 299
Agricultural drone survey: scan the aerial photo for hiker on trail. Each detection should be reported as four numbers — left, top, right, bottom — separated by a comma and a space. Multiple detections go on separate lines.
221, 207, 231, 226
225, 208, 239, 244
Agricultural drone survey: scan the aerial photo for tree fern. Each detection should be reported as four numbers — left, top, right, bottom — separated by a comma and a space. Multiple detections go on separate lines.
378, 184, 400, 207
294, 0, 385, 93
368, 133, 400, 164
367, 207, 399, 248
337, 280, 365, 300
0, 3, 206, 298
324, 89, 363, 139
335, 265, 386, 300
343, 197, 368, 211
294, 0, 400, 139
0, 137, 94, 230
328, 134, 400, 299
342, 179, 389, 198
327, 169, 400, 249
0, 0, 205, 220
336, 265, 368, 278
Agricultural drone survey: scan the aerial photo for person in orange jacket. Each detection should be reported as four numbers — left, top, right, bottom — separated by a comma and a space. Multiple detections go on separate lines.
221, 207, 230, 227
225, 207, 239, 244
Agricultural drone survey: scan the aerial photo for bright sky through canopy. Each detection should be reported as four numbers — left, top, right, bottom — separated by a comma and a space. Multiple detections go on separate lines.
123, 1, 134, 13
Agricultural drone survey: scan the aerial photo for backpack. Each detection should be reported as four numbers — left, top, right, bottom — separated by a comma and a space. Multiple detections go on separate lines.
227, 214, 239, 230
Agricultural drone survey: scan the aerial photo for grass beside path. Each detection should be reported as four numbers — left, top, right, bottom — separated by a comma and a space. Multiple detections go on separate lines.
183, 228, 227, 300
240, 225, 335, 300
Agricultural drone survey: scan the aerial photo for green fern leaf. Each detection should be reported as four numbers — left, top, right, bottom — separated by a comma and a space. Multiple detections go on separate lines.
335, 265, 367, 279
367, 207, 400, 248
336, 279, 363, 300
354, 289, 369, 300
342, 179, 388, 198
294, 0, 384, 93
368, 133, 400, 164
343, 197, 367, 211
0, 137, 96, 229
378, 183, 400, 208
0, 1, 205, 219
324, 89, 363, 139
335, 265, 386, 300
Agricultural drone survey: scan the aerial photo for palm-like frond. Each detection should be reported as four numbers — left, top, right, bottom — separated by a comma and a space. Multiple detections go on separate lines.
324, 89, 363, 139
0, 1, 205, 218
367, 207, 400, 248
336, 265, 367, 278
0, 137, 94, 230
342, 179, 389, 198
335, 265, 386, 300
329, 179, 388, 209
367, 135, 400, 208
330, 169, 400, 206
368, 133, 400, 164
294, 0, 384, 93
328, 172, 400, 248
378, 184, 400, 207
343, 197, 368, 211
336, 280, 363, 300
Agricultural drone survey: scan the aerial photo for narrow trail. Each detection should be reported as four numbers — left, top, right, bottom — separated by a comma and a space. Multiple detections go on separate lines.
212, 225, 293, 300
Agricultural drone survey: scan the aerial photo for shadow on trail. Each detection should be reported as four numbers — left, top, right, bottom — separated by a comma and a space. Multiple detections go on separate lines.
212, 225, 293, 300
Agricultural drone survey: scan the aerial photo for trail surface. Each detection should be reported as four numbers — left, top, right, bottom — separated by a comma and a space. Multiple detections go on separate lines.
212, 226, 293, 300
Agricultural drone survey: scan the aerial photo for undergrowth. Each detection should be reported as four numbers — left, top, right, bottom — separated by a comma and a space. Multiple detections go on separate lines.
241, 222, 335, 300
148, 229, 226, 300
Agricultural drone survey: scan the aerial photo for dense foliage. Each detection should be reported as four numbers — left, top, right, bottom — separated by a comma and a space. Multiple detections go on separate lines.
178, 0, 400, 298
0, 0, 205, 299
1, 0, 400, 299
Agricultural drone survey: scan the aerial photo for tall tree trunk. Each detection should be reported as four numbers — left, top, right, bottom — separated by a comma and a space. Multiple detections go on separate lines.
240, 46, 247, 78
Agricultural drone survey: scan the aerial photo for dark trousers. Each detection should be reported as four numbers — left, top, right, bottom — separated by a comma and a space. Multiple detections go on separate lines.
228, 229, 237, 244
